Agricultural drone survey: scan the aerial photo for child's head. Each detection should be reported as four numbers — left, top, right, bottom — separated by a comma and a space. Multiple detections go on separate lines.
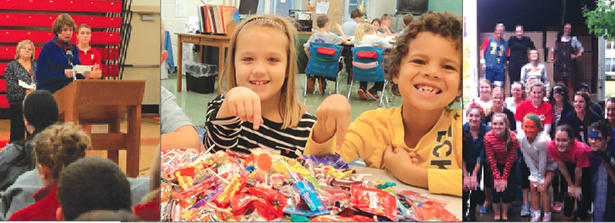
529, 81, 545, 104
354, 23, 374, 43
606, 97, 615, 123
381, 14, 392, 27
478, 78, 492, 99
402, 14, 414, 27
511, 81, 525, 100
491, 87, 504, 108
522, 113, 543, 139
529, 49, 539, 61
316, 14, 331, 29
466, 105, 484, 128
371, 18, 381, 30
57, 156, 132, 220
573, 91, 591, 114
33, 123, 90, 184
23, 90, 59, 134
350, 8, 364, 20
494, 23, 505, 40
554, 124, 575, 152
588, 120, 611, 151
386, 11, 462, 111
76, 24, 92, 45
220, 15, 305, 129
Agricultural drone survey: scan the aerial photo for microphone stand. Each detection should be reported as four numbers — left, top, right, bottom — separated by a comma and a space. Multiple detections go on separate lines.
68, 60, 76, 81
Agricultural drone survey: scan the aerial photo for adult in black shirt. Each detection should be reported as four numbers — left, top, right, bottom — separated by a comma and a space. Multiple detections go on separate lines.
508, 25, 536, 83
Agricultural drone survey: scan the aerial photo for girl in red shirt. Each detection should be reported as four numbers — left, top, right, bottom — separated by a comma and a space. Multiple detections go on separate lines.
515, 81, 553, 134
76, 24, 102, 79
8, 123, 90, 221
484, 113, 519, 221
548, 124, 592, 221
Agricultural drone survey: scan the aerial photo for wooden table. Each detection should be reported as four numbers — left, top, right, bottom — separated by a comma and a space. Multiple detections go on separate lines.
175, 33, 231, 94
356, 167, 462, 221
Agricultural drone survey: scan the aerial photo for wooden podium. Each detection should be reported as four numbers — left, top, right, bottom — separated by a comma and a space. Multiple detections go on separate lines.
53, 80, 146, 177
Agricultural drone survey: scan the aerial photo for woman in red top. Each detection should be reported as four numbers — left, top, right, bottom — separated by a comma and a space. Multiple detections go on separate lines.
548, 124, 592, 221
484, 113, 519, 221
8, 123, 90, 221
515, 81, 553, 134
76, 24, 102, 79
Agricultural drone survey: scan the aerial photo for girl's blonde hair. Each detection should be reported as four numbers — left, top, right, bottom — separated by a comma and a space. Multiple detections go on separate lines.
354, 23, 374, 44
33, 123, 91, 180
219, 15, 306, 129
15, 40, 35, 60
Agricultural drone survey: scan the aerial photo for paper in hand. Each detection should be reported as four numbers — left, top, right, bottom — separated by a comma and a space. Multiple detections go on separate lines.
18, 80, 36, 89
74, 65, 93, 74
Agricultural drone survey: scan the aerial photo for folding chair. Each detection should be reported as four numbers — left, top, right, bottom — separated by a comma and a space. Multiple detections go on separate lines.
304, 42, 343, 96
347, 46, 390, 107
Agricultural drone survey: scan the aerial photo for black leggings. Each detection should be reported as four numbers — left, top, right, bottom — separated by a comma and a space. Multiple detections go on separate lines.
492, 163, 515, 203
561, 162, 591, 220
520, 158, 530, 190
508, 61, 525, 83
359, 81, 384, 91
463, 164, 483, 216
552, 171, 565, 203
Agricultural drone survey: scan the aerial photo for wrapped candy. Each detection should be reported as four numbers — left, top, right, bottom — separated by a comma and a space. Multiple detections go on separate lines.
351, 185, 397, 221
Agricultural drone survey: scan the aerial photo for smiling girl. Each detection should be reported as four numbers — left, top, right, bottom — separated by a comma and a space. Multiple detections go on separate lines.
304, 11, 463, 196
203, 15, 315, 158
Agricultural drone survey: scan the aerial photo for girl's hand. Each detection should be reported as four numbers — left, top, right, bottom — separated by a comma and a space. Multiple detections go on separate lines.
463, 175, 471, 190
538, 182, 547, 192
313, 94, 351, 149
217, 86, 264, 130
469, 175, 478, 190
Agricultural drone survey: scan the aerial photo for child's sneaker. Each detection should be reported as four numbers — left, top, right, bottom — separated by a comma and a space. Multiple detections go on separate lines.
530, 211, 541, 222
367, 88, 379, 101
358, 89, 367, 100
520, 203, 531, 216
480, 204, 491, 213
307, 76, 315, 93
542, 212, 551, 222
551, 203, 561, 212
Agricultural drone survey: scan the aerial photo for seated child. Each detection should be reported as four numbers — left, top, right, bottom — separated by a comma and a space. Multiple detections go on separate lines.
8, 123, 91, 221
204, 15, 316, 158
133, 149, 161, 221
305, 10, 463, 197
0, 90, 58, 191
56, 156, 132, 220
304, 14, 347, 94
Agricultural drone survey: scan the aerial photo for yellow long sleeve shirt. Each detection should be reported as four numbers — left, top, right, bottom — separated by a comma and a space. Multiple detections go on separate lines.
305, 107, 462, 197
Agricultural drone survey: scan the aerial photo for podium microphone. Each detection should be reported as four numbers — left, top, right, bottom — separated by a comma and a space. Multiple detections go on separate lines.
66, 50, 76, 80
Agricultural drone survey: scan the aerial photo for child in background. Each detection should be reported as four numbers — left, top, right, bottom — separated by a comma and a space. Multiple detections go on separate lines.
305, 11, 463, 196
371, 18, 383, 35
463, 105, 490, 221
57, 156, 133, 220
484, 114, 519, 221
303, 14, 348, 94
377, 14, 398, 37
520, 50, 549, 91
397, 13, 414, 37
352, 23, 392, 101
204, 15, 316, 158
132, 149, 160, 221
8, 123, 90, 221
515, 81, 553, 133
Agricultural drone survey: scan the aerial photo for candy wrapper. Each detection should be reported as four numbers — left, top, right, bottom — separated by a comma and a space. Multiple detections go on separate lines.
302, 154, 350, 171
351, 185, 397, 221
400, 190, 459, 222
211, 175, 248, 208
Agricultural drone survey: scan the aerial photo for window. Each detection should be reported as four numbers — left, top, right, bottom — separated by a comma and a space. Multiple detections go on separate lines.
612, 58, 615, 72
608, 58, 614, 72
608, 40, 613, 50
348, 0, 358, 19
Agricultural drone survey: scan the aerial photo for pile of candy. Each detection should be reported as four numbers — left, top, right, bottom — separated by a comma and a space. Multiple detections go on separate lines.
161, 147, 459, 222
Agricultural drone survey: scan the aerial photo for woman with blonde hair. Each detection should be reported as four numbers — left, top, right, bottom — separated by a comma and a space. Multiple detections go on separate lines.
4, 40, 37, 142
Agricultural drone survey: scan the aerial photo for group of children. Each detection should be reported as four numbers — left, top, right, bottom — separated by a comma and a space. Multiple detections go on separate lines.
304, 11, 414, 101
463, 78, 615, 222
198, 11, 463, 197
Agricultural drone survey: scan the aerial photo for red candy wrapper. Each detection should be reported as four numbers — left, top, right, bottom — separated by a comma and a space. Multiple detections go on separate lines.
211, 175, 247, 208
230, 192, 284, 221
350, 185, 397, 221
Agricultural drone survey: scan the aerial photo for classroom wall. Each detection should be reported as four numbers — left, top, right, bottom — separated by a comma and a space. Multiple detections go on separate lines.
124, 0, 162, 105
161, 0, 227, 66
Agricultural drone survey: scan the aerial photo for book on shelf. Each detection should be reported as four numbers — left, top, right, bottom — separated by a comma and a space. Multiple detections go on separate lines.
197, 4, 239, 35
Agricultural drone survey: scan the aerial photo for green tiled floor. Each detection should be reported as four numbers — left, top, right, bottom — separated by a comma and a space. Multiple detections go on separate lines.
161, 71, 403, 127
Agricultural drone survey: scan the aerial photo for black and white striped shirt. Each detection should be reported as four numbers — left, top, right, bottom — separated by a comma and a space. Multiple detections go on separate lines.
204, 95, 316, 158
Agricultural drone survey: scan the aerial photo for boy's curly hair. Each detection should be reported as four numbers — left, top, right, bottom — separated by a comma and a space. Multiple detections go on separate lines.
386, 10, 462, 105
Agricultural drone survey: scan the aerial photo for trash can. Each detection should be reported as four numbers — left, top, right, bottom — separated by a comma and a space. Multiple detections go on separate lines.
185, 62, 218, 94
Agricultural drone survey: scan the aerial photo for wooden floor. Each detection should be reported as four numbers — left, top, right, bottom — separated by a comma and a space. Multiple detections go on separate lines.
0, 115, 161, 178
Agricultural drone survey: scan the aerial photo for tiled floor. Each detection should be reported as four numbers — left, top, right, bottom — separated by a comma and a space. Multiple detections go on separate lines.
162, 71, 404, 127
